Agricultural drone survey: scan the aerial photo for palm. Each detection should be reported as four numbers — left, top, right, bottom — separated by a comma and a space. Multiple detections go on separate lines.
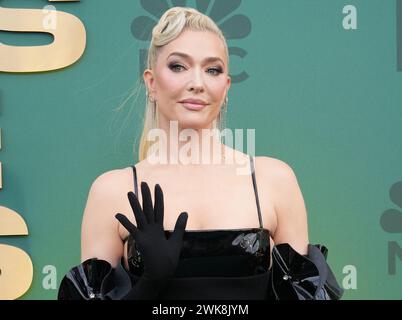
116, 181, 188, 280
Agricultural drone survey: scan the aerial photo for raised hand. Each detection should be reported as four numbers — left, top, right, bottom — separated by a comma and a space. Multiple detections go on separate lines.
115, 181, 188, 281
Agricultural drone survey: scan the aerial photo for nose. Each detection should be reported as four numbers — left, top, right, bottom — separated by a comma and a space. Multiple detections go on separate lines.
187, 67, 205, 93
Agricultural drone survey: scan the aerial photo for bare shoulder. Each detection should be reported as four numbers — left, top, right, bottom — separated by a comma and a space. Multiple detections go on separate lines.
255, 156, 309, 253
249, 156, 291, 227
82, 166, 135, 227
82, 166, 136, 225
87, 158, 157, 208
254, 155, 302, 207
90, 167, 133, 195
81, 166, 135, 264
254, 156, 297, 181
254, 156, 303, 220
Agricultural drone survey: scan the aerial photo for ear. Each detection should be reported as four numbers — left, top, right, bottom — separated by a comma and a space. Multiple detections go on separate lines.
225, 75, 231, 96
143, 69, 155, 93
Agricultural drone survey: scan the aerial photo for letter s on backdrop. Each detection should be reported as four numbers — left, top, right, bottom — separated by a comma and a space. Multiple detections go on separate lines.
0, 206, 33, 300
0, 2, 86, 73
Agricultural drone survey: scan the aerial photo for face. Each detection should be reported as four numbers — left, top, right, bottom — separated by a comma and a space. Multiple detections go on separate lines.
144, 29, 231, 131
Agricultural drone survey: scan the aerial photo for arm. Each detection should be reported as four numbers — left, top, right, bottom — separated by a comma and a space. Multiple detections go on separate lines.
81, 170, 127, 267
58, 169, 129, 299
265, 158, 309, 255
260, 158, 343, 300
59, 178, 188, 300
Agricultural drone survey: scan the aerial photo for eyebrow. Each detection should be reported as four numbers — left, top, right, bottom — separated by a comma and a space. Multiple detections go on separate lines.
167, 52, 225, 66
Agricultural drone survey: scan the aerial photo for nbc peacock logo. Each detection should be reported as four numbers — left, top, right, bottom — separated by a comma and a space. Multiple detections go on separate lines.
380, 181, 402, 275
131, 0, 251, 83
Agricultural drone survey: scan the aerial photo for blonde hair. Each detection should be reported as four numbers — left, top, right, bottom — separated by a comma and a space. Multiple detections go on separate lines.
139, 7, 229, 161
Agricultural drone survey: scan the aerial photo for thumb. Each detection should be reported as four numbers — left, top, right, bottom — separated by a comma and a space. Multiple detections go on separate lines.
169, 212, 188, 244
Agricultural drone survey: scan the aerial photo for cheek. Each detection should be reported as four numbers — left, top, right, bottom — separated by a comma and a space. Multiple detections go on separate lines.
157, 69, 183, 93
207, 80, 227, 101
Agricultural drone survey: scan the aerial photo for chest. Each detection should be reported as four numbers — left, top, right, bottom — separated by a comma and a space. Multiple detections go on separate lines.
118, 165, 277, 240
162, 178, 261, 230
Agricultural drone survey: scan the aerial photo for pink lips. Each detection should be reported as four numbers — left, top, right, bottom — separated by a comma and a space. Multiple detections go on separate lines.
179, 99, 208, 111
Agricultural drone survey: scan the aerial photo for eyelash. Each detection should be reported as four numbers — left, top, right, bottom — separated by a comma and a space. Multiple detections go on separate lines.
168, 63, 223, 76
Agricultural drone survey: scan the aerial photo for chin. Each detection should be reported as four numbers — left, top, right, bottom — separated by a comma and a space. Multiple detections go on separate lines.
178, 120, 209, 130
174, 114, 213, 130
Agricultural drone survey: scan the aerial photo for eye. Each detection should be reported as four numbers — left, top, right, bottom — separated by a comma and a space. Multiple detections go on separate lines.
207, 67, 223, 76
169, 63, 185, 72
168, 63, 223, 75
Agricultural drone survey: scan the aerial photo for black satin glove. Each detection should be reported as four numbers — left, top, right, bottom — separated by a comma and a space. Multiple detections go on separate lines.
115, 181, 188, 299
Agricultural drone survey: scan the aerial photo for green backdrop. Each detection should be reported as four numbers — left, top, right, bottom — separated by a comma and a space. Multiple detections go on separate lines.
1, 0, 401, 299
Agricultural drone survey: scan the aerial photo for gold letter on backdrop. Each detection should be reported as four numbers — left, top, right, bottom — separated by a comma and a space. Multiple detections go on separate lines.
0, 0, 81, 299
0, 206, 33, 300
0, 1, 86, 73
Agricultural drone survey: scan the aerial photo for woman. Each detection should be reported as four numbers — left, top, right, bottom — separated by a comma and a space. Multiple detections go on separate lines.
58, 7, 343, 300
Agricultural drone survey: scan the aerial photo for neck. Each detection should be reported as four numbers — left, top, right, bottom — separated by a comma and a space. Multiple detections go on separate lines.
146, 120, 228, 166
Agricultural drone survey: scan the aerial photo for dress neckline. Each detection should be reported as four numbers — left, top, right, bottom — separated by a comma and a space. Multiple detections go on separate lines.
123, 227, 270, 243
165, 227, 270, 233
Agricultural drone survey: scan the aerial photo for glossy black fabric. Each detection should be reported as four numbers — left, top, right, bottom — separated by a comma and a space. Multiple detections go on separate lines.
126, 228, 271, 278
58, 241, 344, 300
58, 257, 271, 300
58, 258, 132, 300
139, 270, 271, 300
269, 243, 344, 300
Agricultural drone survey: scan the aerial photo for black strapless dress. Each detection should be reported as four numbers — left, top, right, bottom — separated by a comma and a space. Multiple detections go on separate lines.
57, 237, 343, 300
125, 228, 271, 299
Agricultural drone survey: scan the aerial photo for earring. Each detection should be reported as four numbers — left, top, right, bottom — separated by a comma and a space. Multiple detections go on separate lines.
218, 96, 228, 132
148, 93, 156, 103
146, 90, 157, 128
146, 90, 156, 103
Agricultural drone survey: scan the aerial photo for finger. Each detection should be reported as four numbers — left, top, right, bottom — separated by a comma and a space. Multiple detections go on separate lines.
154, 184, 164, 225
127, 192, 146, 230
115, 213, 139, 237
169, 212, 188, 244
141, 181, 154, 224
